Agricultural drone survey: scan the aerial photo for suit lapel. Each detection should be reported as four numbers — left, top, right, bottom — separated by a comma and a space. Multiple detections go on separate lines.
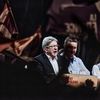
42, 53, 55, 74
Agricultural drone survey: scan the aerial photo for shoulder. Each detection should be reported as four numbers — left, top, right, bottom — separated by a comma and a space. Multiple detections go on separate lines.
29, 54, 44, 68
96, 63, 100, 67
34, 53, 45, 60
73, 56, 82, 61
34, 53, 49, 64
73, 56, 85, 65
93, 63, 100, 69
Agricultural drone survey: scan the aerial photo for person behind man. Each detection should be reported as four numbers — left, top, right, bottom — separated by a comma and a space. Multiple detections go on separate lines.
92, 55, 100, 80
90, 60, 100, 97
92, 63, 100, 79
32, 36, 63, 96
59, 35, 90, 75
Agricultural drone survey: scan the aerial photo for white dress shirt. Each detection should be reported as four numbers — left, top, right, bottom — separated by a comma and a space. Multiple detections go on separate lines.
46, 54, 59, 75
68, 56, 90, 75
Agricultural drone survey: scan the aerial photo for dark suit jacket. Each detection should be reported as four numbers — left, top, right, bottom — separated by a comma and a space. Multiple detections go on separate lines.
32, 53, 63, 95
34, 53, 63, 82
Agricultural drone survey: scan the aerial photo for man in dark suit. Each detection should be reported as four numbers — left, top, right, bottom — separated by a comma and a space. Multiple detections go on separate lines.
32, 36, 63, 96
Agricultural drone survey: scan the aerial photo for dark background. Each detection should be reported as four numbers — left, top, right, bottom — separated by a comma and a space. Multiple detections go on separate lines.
0, 0, 100, 99
4, 0, 53, 37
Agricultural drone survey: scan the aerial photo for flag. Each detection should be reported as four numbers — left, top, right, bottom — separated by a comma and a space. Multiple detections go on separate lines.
11, 25, 42, 56
0, 3, 18, 40
0, 2, 19, 52
0, 3, 9, 23
0, 3, 11, 39
14, 33, 38, 56
0, 42, 11, 52
29, 25, 42, 56
7, 32, 39, 56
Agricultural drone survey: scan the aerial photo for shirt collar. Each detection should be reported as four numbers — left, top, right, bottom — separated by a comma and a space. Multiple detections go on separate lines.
65, 55, 76, 62
45, 53, 58, 60
72, 55, 76, 61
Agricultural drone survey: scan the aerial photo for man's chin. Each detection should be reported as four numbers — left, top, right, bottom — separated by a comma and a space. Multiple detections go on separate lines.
53, 54, 57, 57
69, 55, 74, 58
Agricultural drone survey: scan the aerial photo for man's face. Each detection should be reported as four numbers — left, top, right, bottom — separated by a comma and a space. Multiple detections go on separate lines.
66, 42, 77, 57
45, 41, 58, 58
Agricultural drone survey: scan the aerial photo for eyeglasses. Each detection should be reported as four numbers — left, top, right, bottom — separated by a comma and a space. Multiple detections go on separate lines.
47, 45, 59, 48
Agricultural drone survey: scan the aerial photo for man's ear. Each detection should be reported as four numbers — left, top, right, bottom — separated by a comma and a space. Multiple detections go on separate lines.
43, 47, 48, 53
